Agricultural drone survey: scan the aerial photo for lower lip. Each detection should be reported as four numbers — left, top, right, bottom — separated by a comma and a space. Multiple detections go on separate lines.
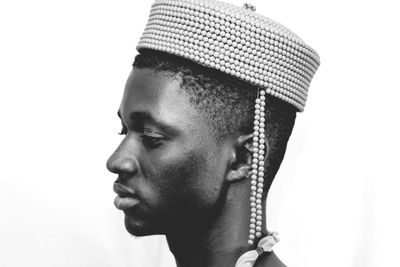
114, 196, 139, 210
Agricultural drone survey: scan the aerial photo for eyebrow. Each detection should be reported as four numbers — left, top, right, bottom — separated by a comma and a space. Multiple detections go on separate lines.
117, 110, 180, 136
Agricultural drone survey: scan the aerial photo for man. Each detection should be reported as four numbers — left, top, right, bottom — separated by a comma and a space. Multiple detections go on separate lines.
106, 1, 319, 266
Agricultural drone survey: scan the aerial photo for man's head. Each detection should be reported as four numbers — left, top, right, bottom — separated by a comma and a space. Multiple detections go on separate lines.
107, 49, 296, 236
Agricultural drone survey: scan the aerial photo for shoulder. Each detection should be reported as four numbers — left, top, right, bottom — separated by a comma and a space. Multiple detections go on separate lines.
254, 251, 286, 267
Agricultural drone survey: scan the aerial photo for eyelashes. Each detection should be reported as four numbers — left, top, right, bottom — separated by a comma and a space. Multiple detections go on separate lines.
118, 122, 128, 135
140, 134, 164, 148
118, 125, 164, 149
118, 129, 127, 135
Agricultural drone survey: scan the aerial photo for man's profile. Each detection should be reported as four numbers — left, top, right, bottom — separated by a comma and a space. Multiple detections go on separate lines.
106, 1, 319, 266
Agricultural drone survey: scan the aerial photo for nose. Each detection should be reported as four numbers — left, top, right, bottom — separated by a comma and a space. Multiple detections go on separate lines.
106, 138, 139, 177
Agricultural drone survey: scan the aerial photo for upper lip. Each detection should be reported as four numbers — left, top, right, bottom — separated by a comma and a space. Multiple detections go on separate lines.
113, 182, 137, 198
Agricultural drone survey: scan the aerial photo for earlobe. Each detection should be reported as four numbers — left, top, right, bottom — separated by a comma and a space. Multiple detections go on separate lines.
225, 133, 255, 182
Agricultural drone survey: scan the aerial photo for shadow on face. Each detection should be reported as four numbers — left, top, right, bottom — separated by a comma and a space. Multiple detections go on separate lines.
107, 68, 231, 236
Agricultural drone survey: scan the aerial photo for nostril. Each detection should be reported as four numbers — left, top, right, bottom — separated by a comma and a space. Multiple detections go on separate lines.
118, 159, 136, 174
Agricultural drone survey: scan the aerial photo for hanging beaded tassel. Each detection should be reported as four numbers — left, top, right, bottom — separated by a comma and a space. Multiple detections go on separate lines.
248, 88, 266, 246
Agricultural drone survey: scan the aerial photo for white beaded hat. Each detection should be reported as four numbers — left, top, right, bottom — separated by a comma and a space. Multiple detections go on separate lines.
137, 0, 320, 111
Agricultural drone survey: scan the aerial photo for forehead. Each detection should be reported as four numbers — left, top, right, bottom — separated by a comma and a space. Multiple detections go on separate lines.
120, 68, 210, 138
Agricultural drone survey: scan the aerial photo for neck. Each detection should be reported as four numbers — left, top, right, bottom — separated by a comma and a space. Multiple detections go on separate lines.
166, 180, 271, 267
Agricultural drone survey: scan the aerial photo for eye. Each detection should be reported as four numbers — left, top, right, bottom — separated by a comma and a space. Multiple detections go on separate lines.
140, 134, 164, 149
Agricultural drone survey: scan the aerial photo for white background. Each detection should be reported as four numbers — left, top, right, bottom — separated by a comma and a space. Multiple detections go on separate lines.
1, 0, 399, 266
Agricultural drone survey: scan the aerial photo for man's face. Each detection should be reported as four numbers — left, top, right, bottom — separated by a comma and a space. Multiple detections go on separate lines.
107, 68, 229, 236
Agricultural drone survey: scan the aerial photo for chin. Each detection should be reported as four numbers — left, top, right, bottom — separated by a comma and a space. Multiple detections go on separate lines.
124, 214, 159, 236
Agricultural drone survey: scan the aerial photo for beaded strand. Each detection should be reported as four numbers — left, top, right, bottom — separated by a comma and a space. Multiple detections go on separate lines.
248, 88, 266, 245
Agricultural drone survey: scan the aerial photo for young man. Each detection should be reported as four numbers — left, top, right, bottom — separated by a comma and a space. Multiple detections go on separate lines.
106, 1, 319, 266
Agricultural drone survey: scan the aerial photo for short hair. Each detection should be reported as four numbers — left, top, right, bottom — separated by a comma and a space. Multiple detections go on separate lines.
133, 49, 297, 192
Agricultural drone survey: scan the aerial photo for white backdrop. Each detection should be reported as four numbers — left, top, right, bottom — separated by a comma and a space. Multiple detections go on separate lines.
1, 0, 399, 266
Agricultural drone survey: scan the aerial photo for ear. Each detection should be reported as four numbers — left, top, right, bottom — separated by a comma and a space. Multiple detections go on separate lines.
225, 133, 254, 182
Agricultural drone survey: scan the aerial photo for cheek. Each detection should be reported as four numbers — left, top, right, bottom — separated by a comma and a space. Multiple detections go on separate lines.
142, 146, 219, 211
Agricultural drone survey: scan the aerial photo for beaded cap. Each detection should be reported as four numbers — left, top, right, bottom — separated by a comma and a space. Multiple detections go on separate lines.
137, 0, 320, 111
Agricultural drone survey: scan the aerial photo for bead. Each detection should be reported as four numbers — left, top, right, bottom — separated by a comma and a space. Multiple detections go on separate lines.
138, 0, 320, 113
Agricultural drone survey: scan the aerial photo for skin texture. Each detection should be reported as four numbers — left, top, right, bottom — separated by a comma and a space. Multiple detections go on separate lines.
106, 68, 285, 267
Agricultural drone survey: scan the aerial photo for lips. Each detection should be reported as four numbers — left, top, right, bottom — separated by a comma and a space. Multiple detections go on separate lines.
113, 182, 137, 197
113, 182, 139, 210
114, 196, 140, 210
